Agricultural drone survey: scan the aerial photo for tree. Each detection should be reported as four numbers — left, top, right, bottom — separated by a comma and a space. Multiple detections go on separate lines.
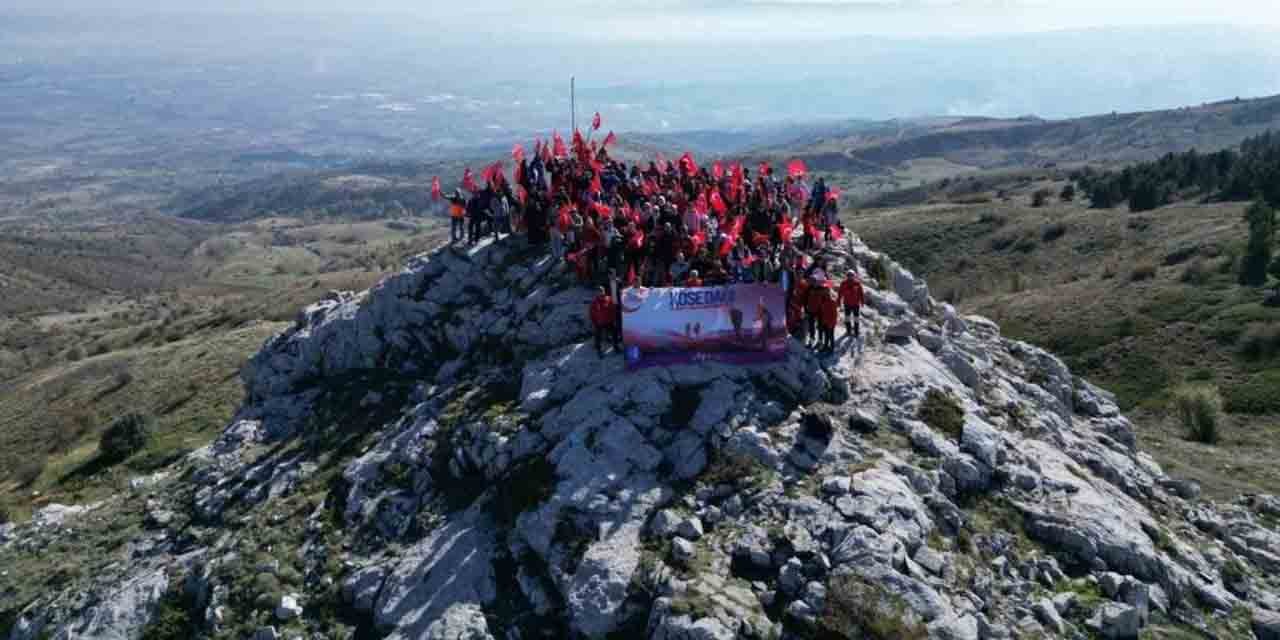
1128, 179, 1162, 212
99, 412, 152, 462
1060, 183, 1076, 202
1240, 201, 1276, 287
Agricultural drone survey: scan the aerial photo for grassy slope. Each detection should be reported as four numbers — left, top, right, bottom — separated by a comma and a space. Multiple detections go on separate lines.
849, 185, 1280, 499
0, 217, 446, 518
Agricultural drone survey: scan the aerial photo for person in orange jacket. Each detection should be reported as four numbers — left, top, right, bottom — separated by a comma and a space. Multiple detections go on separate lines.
839, 271, 865, 338
589, 286, 618, 355
818, 282, 839, 351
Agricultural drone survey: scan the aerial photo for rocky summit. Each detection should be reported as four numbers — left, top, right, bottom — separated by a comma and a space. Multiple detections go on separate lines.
5, 234, 1280, 640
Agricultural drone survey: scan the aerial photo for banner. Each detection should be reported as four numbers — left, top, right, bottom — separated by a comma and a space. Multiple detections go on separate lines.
621, 283, 787, 369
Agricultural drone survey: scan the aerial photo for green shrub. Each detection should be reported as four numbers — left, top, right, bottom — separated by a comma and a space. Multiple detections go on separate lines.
1180, 258, 1211, 285
1238, 322, 1280, 360
821, 574, 928, 640
1223, 371, 1280, 415
1060, 183, 1077, 201
99, 412, 152, 462
918, 389, 965, 440
1174, 386, 1222, 444
1041, 222, 1067, 242
1240, 201, 1275, 287
1130, 263, 1158, 282
1031, 188, 1053, 208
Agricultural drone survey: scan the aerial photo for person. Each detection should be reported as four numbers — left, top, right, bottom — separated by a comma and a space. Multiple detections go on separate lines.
448, 190, 466, 243
669, 252, 690, 284
685, 270, 703, 287
467, 187, 491, 245
756, 297, 774, 351
818, 282, 839, 352
839, 271, 865, 338
589, 286, 618, 355
805, 278, 825, 348
492, 193, 511, 238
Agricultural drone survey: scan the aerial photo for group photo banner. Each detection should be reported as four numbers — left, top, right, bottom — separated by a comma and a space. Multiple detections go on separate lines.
620, 283, 787, 369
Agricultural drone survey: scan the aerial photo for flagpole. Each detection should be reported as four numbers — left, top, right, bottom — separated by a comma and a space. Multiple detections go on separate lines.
571, 76, 576, 134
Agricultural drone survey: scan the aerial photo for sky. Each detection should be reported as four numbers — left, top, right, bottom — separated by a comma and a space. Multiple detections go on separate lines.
13, 0, 1280, 39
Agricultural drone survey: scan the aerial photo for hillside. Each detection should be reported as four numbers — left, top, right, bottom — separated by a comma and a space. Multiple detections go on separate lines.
848, 177, 1280, 501
755, 94, 1280, 203
3, 234, 1280, 640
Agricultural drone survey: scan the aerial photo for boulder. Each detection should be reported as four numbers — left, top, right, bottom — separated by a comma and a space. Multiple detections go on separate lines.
275, 594, 303, 622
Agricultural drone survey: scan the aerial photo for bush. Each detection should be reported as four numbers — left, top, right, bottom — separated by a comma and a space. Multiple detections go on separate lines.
1239, 322, 1280, 360
1240, 201, 1275, 287
1041, 222, 1067, 243
66, 346, 85, 362
1031, 188, 1053, 208
821, 574, 928, 640
1180, 259, 1211, 286
1174, 386, 1221, 444
1223, 371, 1280, 415
1130, 263, 1158, 282
918, 389, 965, 440
99, 412, 152, 462
1060, 183, 1077, 201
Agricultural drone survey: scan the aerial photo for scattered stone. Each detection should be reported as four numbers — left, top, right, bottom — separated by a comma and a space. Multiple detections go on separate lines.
275, 594, 303, 621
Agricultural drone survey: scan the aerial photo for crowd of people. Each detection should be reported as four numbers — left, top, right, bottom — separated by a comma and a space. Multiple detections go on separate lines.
437, 123, 864, 356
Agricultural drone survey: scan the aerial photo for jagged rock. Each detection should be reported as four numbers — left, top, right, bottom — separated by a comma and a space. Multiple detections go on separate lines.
1255, 608, 1280, 640
672, 537, 696, 565
822, 475, 852, 495
342, 565, 389, 614
1033, 598, 1066, 633
650, 509, 681, 539
676, 517, 704, 541
275, 594, 303, 621
1089, 602, 1140, 639
885, 321, 917, 344
423, 603, 494, 640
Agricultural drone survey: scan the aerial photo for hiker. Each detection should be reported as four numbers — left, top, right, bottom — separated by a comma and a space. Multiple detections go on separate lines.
805, 278, 825, 348
467, 187, 491, 245
448, 190, 466, 243
492, 193, 511, 238
818, 282, 839, 351
839, 271, 865, 338
589, 286, 618, 355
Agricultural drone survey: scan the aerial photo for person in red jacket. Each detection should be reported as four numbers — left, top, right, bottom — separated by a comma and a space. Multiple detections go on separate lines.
589, 287, 618, 355
818, 282, 839, 352
685, 270, 703, 287
839, 272, 865, 338
805, 279, 826, 348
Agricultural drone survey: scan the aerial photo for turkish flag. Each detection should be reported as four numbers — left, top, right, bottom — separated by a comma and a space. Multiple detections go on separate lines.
512, 144, 525, 162
679, 152, 698, 176
758, 161, 770, 177
712, 162, 723, 180
462, 168, 477, 192
693, 193, 708, 216
788, 159, 807, 178
592, 112, 602, 131
827, 186, 841, 202
778, 221, 794, 244
553, 131, 568, 158
590, 173, 603, 195
602, 131, 617, 149
830, 225, 844, 240
642, 178, 659, 196
710, 191, 727, 215
431, 176, 442, 201
656, 152, 668, 172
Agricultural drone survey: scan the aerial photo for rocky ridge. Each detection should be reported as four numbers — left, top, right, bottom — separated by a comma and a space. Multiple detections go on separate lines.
4, 234, 1280, 640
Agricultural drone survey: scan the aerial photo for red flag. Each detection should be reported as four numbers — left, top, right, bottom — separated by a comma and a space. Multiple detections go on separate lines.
514, 161, 524, 186
602, 131, 617, 149
592, 111, 602, 131
712, 162, 724, 180
827, 186, 841, 202
691, 231, 707, 253
642, 178, 659, 197
626, 263, 637, 286
758, 161, 770, 177
462, 167, 477, 192
431, 176, 442, 201
656, 152, 668, 172
553, 131, 567, 158
829, 225, 844, 241
482, 161, 504, 186
788, 159, 807, 178
512, 143, 525, 162
693, 193, 708, 216
590, 173, 603, 195
592, 202, 611, 218
516, 185, 528, 207
710, 191, 727, 215
679, 152, 698, 176
572, 129, 587, 161
778, 221, 794, 244
541, 138, 553, 162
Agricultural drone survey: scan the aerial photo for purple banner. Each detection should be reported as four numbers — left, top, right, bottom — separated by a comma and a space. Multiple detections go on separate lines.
620, 283, 787, 370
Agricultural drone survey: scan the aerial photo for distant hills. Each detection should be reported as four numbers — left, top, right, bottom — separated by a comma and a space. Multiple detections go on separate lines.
173, 94, 1280, 223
